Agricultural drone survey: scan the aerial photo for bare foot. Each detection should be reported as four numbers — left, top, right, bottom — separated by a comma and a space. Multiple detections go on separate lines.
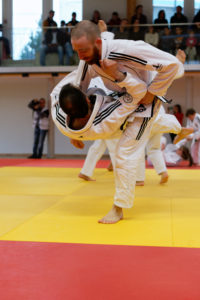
159, 172, 169, 184
78, 172, 96, 181
98, 205, 123, 224
173, 127, 194, 144
176, 49, 186, 64
136, 181, 144, 186
107, 162, 113, 172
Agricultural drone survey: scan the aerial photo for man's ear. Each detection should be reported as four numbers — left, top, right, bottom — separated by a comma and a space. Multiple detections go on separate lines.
86, 97, 90, 105
95, 37, 102, 49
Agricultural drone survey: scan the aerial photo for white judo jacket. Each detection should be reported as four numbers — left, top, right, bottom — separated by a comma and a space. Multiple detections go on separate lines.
186, 113, 200, 140
51, 32, 184, 141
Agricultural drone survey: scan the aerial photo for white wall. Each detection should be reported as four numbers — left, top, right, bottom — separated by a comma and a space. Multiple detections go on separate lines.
1, 72, 200, 155
0, 75, 93, 155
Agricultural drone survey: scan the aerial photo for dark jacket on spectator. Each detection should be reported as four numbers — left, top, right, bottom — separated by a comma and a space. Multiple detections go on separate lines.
154, 18, 168, 31
171, 12, 188, 24
43, 29, 66, 46
131, 14, 147, 25
43, 17, 57, 28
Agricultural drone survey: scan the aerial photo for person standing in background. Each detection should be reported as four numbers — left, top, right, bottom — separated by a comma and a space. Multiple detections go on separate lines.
28, 98, 49, 159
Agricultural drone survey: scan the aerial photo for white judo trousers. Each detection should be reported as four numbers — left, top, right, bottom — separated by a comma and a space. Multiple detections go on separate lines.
114, 110, 182, 208
81, 139, 119, 177
136, 111, 182, 182
187, 113, 200, 165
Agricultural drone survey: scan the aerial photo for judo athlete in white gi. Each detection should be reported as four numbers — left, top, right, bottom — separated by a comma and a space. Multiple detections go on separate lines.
51, 77, 191, 224
78, 77, 119, 181
185, 108, 200, 165
79, 49, 188, 184
51, 21, 192, 223
161, 137, 193, 167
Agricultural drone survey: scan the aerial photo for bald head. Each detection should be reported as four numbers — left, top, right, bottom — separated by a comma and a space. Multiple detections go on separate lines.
71, 20, 100, 43
71, 20, 102, 64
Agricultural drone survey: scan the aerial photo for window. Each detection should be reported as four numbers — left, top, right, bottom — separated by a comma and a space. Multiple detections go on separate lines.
153, 0, 184, 23
195, 0, 200, 16
0, 0, 2, 24
53, 0, 82, 25
13, 0, 42, 60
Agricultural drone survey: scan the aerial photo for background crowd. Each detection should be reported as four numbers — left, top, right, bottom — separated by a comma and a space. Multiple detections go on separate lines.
38, 5, 200, 65
1, 5, 200, 65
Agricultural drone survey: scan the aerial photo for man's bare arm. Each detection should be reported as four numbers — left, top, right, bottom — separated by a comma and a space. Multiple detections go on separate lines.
70, 139, 85, 149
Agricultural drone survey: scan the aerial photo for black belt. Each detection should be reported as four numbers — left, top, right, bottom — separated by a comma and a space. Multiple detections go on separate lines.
155, 95, 172, 104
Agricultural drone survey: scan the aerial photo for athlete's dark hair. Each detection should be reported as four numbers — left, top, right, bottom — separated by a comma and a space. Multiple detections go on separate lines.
180, 145, 193, 166
186, 108, 196, 117
174, 104, 182, 113
59, 83, 88, 118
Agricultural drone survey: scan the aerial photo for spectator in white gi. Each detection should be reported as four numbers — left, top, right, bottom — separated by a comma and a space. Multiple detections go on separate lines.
185, 108, 200, 165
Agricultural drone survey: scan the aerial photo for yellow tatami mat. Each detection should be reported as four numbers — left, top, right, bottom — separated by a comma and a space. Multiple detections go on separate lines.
0, 166, 200, 248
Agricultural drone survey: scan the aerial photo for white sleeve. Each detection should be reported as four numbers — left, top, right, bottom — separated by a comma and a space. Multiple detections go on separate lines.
101, 31, 114, 40
108, 39, 184, 96
117, 72, 147, 104
100, 32, 147, 103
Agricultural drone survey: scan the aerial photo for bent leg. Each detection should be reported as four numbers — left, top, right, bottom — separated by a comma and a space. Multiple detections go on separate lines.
146, 132, 168, 183
99, 118, 154, 224
80, 140, 107, 179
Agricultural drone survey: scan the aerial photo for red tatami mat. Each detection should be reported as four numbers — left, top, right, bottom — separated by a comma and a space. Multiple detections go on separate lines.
0, 158, 200, 169
0, 241, 200, 300
0, 158, 110, 168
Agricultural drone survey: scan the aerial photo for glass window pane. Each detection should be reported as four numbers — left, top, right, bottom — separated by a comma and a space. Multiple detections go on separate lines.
153, 0, 184, 22
53, 0, 82, 25
0, 0, 2, 24
195, 0, 200, 9
195, 0, 200, 15
13, 0, 42, 60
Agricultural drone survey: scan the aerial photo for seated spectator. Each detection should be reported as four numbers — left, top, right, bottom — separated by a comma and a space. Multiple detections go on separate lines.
107, 11, 121, 33
173, 104, 184, 125
154, 10, 168, 33
194, 23, 200, 60
172, 26, 186, 55
91, 10, 101, 24
66, 13, 79, 65
43, 10, 57, 32
0, 24, 11, 59
170, 6, 188, 33
170, 104, 184, 141
144, 26, 159, 47
159, 27, 174, 53
185, 29, 197, 62
115, 18, 129, 39
28, 98, 49, 159
59, 20, 74, 65
192, 9, 200, 31
67, 12, 79, 27
186, 108, 200, 165
129, 19, 145, 41
40, 25, 64, 66
131, 4, 147, 32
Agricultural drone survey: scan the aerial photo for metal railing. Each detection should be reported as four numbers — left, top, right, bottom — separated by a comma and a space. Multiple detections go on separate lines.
1, 22, 200, 67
